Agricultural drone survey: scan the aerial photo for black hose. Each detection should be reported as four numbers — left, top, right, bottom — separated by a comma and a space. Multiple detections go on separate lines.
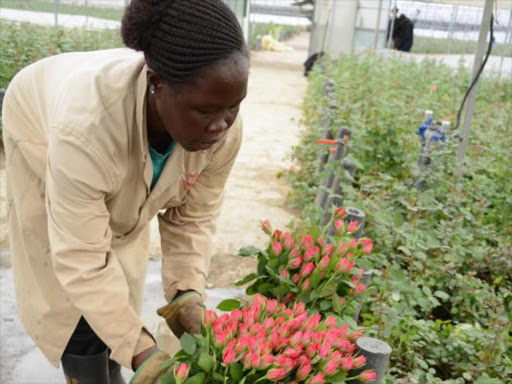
453, 14, 494, 131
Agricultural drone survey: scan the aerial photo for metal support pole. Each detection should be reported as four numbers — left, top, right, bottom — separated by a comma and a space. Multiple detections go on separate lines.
374, 0, 383, 50
315, 128, 348, 210
321, 128, 352, 226
498, 10, 512, 77
454, 0, 494, 178
349, 337, 392, 384
54, 0, 59, 27
387, 0, 397, 49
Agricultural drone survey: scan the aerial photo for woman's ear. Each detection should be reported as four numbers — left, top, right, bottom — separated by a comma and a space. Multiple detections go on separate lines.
147, 69, 164, 96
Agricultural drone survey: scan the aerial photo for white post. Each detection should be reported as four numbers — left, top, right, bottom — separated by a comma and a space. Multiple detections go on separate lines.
454, 0, 494, 178
54, 0, 59, 27
387, 0, 397, 49
374, 0, 384, 50
498, 10, 512, 77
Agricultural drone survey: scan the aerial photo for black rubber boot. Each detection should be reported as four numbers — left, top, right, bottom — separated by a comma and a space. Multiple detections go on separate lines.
108, 358, 126, 384
62, 349, 109, 384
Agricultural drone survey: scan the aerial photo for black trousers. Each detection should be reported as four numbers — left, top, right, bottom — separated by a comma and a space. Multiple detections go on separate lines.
63, 317, 108, 356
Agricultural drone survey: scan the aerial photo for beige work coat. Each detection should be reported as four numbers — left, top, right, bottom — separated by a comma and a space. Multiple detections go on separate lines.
2, 48, 242, 369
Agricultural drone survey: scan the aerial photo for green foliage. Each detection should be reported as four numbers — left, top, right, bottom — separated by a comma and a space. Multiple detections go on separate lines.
286, 53, 512, 383
1, 0, 123, 21
412, 36, 512, 57
0, 21, 122, 141
0, 21, 122, 89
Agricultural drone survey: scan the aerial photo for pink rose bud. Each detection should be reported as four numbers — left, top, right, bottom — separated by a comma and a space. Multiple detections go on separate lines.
290, 331, 303, 347
301, 262, 315, 277
289, 256, 303, 269
290, 164, 297, 171
334, 207, 346, 219
271, 242, 282, 256
250, 352, 261, 368
356, 284, 366, 294
281, 269, 290, 279
296, 363, 312, 380
261, 354, 274, 368
203, 309, 218, 326
317, 237, 325, 246
222, 347, 236, 365
304, 246, 320, 261
301, 235, 314, 249
272, 229, 282, 241
174, 363, 189, 382
267, 368, 287, 381
311, 373, 325, 384
302, 277, 311, 291
336, 242, 349, 255
430, 84, 437, 92
319, 341, 332, 358
266, 299, 278, 315
352, 355, 367, 369
362, 243, 374, 254
323, 360, 338, 375
325, 316, 337, 328
347, 221, 359, 233
292, 274, 301, 284
323, 244, 334, 257
334, 219, 344, 234
341, 356, 354, 370
261, 220, 273, 235
360, 370, 377, 382
339, 296, 345, 306
350, 238, 357, 248
284, 348, 300, 359
337, 258, 354, 273
320, 256, 330, 271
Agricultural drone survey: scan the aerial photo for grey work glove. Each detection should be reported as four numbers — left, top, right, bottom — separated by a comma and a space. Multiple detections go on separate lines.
157, 291, 204, 338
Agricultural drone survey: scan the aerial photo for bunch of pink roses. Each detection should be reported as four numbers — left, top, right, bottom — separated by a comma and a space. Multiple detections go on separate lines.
235, 207, 374, 321
163, 294, 376, 384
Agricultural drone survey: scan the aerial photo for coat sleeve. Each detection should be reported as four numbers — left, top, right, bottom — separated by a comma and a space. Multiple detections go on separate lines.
158, 118, 243, 302
46, 129, 155, 368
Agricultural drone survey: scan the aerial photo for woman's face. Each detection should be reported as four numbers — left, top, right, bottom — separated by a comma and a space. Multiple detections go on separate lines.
148, 52, 249, 152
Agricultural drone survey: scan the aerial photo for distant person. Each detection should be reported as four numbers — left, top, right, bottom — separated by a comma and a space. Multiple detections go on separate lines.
304, 51, 324, 76
386, 8, 414, 52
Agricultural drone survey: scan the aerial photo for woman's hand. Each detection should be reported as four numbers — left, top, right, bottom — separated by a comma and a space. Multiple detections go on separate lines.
157, 291, 204, 338
130, 349, 171, 384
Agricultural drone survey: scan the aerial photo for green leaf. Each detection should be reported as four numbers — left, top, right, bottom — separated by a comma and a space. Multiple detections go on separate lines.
256, 283, 275, 295
235, 273, 258, 286
180, 333, 197, 355
310, 270, 321, 288
475, 374, 503, 384
319, 299, 332, 311
238, 246, 261, 256
216, 299, 241, 311
184, 372, 206, 384
197, 353, 214, 373
434, 290, 450, 300
160, 370, 177, 384
328, 370, 348, 382
230, 362, 243, 381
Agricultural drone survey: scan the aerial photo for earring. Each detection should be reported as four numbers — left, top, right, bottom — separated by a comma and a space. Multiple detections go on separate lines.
150, 86, 156, 95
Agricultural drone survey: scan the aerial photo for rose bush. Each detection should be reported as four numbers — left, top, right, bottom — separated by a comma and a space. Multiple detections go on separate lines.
233, 207, 373, 323
160, 294, 375, 384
